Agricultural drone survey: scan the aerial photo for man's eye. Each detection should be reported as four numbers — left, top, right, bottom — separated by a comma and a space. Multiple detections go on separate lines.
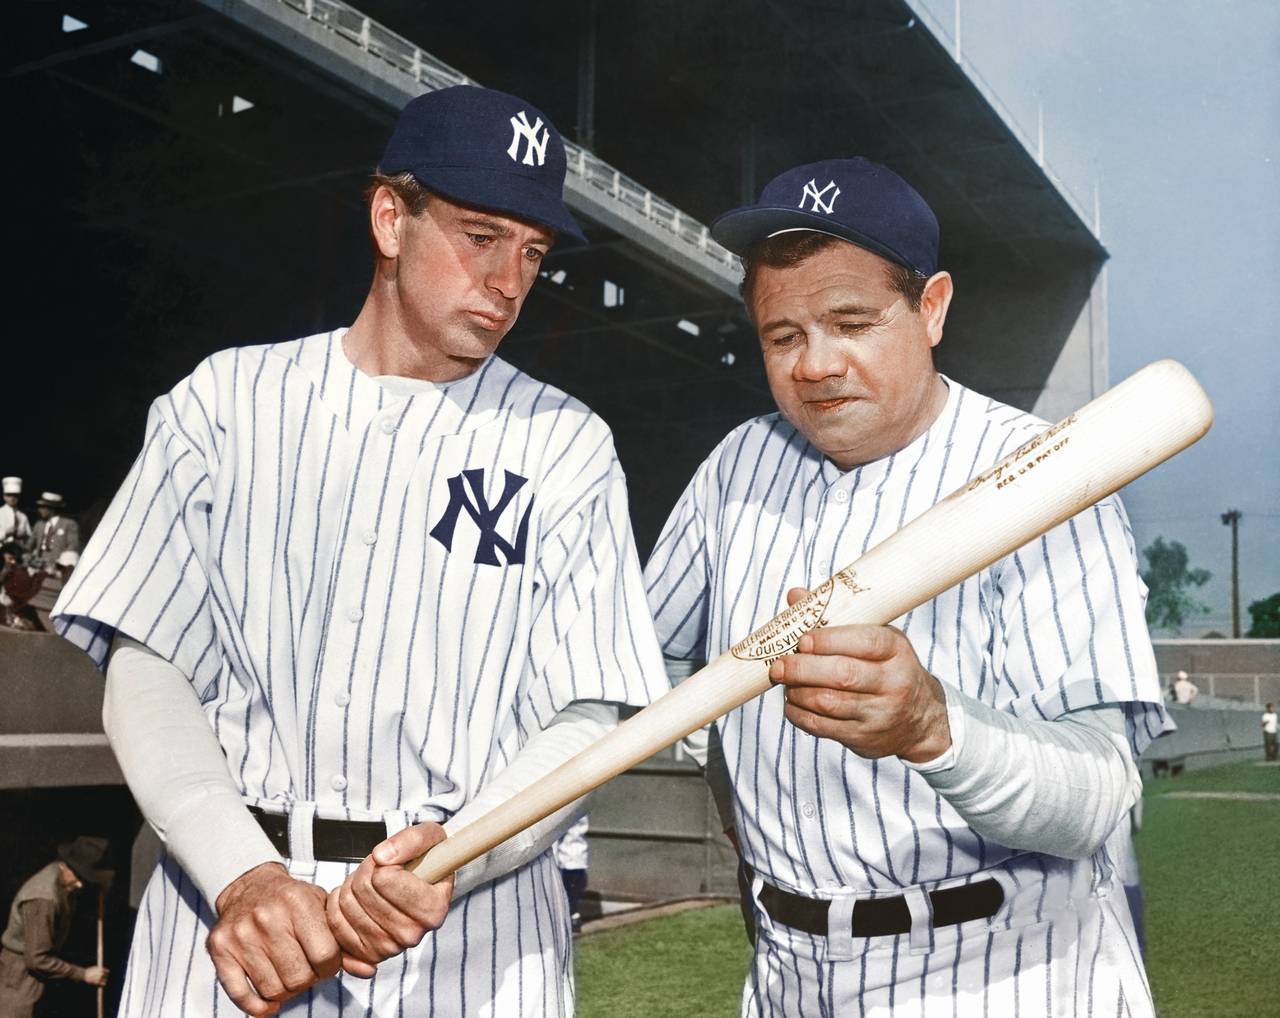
838, 322, 871, 334
524, 247, 546, 262
769, 333, 799, 348
466, 233, 494, 246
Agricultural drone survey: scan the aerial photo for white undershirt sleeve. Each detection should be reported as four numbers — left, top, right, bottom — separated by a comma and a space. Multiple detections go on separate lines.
444, 700, 617, 897
902, 683, 1141, 860
104, 635, 282, 909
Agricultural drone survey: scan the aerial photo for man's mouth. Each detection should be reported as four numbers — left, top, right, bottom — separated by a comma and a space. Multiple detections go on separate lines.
466, 310, 510, 330
805, 396, 856, 411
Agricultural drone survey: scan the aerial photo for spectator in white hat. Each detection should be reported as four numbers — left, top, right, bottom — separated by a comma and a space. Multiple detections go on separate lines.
30, 492, 80, 579
1, 477, 32, 549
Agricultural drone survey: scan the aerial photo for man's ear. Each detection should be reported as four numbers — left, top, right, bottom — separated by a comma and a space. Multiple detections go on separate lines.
920, 271, 954, 348
369, 184, 406, 260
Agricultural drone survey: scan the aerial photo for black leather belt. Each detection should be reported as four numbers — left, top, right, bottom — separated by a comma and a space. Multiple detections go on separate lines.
249, 806, 387, 864
759, 878, 1004, 937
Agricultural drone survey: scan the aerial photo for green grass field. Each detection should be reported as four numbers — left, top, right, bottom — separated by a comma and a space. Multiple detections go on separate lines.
1135, 760, 1279, 1018
575, 760, 1278, 1018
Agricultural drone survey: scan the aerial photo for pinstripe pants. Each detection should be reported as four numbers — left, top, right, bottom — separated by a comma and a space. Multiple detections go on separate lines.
118, 852, 575, 1017
742, 864, 1154, 1018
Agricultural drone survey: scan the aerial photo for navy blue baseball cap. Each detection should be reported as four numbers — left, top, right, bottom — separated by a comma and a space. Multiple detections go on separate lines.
711, 158, 939, 276
380, 85, 587, 244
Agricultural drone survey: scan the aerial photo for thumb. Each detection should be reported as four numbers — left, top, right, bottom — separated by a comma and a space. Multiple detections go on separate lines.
785, 586, 812, 607
372, 822, 448, 866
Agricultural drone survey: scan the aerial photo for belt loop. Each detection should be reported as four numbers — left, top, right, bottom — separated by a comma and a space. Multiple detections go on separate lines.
825, 895, 857, 962
383, 809, 409, 841
748, 870, 776, 938
903, 885, 934, 955
288, 802, 316, 864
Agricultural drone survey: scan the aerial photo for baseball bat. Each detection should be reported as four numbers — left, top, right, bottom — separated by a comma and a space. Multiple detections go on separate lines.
411, 359, 1213, 884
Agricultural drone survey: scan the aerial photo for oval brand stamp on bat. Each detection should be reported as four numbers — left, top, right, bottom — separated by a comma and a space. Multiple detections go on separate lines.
731, 569, 865, 663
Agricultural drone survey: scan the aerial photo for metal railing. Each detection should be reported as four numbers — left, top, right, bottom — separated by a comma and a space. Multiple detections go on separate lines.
277, 0, 738, 271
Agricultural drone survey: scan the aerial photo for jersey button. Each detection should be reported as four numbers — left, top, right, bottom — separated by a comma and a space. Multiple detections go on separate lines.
801, 802, 817, 819
347, 606, 363, 623
334, 690, 351, 707
330, 775, 348, 792
380, 417, 397, 435
362, 529, 378, 546
833, 489, 849, 505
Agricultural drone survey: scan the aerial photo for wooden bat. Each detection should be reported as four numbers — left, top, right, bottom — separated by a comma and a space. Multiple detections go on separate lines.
411, 359, 1213, 883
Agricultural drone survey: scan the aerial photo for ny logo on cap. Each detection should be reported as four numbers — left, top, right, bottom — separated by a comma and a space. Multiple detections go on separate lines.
799, 179, 841, 215
507, 111, 550, 167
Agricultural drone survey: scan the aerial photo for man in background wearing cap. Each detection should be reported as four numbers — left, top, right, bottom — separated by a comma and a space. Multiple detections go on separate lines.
645, 158, 1164, 1015
0, 836, 112, 1017
1, 477, 33, 549
53, 84, 667, 1016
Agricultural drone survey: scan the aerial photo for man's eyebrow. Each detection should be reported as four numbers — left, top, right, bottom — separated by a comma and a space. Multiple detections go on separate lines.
458, 215, 513, 237
457, 215, 554, 247
824, 302, 882, 317
757, 315, 801, 335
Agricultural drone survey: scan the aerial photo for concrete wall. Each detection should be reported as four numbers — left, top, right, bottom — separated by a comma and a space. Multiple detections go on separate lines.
1141, 704, 1266, 774
1153, 639, 1280, 706
0, 631, 121, 789
584, 756, 739, 901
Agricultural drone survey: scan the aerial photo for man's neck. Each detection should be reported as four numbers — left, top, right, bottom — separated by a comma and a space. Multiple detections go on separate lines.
344, 288, 481, 383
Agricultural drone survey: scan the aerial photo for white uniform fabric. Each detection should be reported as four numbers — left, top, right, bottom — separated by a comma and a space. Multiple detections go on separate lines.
644, 376, 1169, 1018
552, 816, 590, 872
54, 328, 670, 1017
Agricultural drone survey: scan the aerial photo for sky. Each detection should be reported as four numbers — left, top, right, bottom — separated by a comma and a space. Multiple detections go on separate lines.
913, 0, 1280, 636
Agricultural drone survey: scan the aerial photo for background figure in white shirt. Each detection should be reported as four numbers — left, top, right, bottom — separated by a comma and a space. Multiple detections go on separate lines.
1, 476, 33, 549
1174, 670, 1200, 705
1263, 703, 1278, 761
645, 157, 1165, 1017
552, 816, 591, 932
53, 85, 669, 1018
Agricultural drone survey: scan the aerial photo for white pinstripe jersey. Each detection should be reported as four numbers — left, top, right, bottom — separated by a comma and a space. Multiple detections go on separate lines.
54, 328, 669, 1016
645, 376, 1169, 899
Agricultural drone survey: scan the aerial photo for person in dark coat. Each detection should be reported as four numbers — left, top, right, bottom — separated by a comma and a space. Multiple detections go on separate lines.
0, 837, 112, 1017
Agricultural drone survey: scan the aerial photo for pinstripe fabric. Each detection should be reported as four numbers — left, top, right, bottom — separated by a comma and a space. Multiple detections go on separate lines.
54, 329, 668, 1016
645, 377, 1165, 1016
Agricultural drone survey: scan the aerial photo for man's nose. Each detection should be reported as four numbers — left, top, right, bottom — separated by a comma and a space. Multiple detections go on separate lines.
793, 333, 847, 381
485, 248, 525, 301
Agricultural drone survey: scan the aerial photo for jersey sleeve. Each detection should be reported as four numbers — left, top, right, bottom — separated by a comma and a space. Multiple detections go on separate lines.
518, 457, 670, 726
988, 495, 1172, 756
54, 376, 221, 694
643, 451, 715, 662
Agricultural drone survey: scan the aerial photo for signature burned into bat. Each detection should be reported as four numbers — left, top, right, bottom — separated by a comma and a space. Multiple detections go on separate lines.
966, 415, 1077, 492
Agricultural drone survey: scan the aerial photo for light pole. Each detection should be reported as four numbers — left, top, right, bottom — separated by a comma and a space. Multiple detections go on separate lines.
1221, 509, 1242, 638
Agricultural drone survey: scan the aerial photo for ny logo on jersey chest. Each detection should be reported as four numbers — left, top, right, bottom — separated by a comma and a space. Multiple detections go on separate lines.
429, 468, 533, 566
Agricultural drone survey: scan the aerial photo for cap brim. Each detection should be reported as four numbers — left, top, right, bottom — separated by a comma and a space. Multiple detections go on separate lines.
407, 166, 587, 245
711, 206, 917, 271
